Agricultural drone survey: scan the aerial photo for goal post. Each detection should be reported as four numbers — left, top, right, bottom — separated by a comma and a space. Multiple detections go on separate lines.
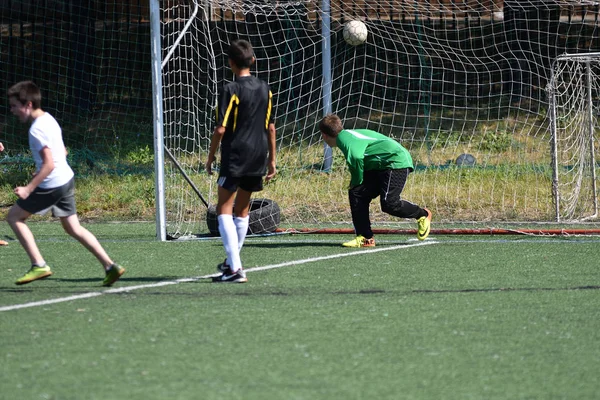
152, 0, 600, 239
150, 0, 167, 241
548, 52, 600, 222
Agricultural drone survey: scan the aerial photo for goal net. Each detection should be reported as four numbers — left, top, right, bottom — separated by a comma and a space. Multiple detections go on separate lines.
157, 0, 600, 238
548, 53, 599, 222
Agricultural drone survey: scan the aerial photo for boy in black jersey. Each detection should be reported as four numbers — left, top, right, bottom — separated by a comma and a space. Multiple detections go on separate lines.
205, 39, 277, 283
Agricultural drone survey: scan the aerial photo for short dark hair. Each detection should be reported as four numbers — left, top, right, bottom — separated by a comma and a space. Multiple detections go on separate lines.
7, 81, 42, 110
319, 114, 344, 138
227, 39, 255, 69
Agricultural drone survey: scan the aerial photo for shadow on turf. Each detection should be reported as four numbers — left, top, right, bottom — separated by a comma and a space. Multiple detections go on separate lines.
0, 277, 181, 291
52, 276, 182, 283
244, 242, 341, 248
413, 285, 600, 293
243, 242, 417, 248
0, 288, 35, 293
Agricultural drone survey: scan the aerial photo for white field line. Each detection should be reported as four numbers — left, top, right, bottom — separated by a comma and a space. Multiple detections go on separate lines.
0, 241, 438, 312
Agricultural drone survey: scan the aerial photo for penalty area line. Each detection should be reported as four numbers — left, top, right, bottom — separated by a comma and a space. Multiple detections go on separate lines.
0, 240, 438, 312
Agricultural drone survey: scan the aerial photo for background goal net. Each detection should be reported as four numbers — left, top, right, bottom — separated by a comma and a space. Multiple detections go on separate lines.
158, 0, 600, 238
549, 52, 600, 222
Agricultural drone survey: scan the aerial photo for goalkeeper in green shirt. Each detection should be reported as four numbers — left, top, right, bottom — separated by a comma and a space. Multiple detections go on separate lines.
319, 114, 432, 247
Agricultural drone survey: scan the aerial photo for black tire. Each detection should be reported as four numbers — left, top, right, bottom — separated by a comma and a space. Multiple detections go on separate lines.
206, 198, 281, 236
206, 205, 220, 236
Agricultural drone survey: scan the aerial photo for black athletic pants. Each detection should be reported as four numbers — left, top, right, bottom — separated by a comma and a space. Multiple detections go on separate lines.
348, 168, 423, 239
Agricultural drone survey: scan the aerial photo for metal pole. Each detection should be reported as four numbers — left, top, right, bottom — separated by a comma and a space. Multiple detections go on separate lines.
164, 147, 209, 208
548, 61, 561, 222
321, 0, 333, 172
150, 0, 167, 241
586, 61, 598, 219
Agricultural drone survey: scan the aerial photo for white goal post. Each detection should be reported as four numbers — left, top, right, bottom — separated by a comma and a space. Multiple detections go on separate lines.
151, 0, 600, 239
548, 52, 600, 222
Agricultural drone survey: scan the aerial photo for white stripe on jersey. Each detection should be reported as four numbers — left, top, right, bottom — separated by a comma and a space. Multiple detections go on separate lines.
345, 129, 378, 141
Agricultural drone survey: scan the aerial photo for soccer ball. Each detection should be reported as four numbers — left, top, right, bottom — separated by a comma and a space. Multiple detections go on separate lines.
343, 20, 368, 46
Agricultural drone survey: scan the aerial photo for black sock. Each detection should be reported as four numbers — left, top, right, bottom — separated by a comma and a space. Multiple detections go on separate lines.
417, 209, 429, 219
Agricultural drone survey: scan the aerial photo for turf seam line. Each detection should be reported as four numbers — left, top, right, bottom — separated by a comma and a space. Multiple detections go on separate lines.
0, 240, 438, 312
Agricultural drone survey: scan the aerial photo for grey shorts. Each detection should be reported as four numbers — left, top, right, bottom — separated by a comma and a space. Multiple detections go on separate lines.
17, 178, 76, 217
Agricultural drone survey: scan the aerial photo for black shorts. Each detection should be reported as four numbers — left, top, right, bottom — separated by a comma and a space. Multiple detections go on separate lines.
217, 175, 263, 192
17, 178, 76, 218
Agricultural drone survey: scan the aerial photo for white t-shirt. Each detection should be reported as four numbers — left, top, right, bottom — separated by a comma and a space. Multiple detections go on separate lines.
29, 112, 75, 189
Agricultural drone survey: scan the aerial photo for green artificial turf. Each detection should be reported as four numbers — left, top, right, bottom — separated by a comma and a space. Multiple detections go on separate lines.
1, 223, 599, 400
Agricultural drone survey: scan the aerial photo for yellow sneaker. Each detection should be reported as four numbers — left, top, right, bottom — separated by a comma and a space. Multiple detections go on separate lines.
16, 265, 53, 285
417, 208, 432, 240
103, 264, 125, 287
342, 235, 376, 248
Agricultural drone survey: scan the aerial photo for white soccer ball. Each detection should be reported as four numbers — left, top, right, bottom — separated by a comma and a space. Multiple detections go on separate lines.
343, 20, 368, 46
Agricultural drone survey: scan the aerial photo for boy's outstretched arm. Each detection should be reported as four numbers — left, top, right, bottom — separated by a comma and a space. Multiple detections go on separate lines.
0, 142, 4, 152
266, 122, 276, 181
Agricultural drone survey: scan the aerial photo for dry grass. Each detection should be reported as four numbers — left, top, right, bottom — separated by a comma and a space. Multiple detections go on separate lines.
0, 121, 577, 226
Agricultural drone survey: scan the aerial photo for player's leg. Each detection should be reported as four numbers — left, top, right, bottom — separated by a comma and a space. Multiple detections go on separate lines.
7, 204, 52, 284
233, 176, 263, 256
213, 178, 247, 282
60, 215, 125, 286
344, 173, 378, 247
216, 183, 240, 270
7, 204, 44, 265
8, 186, 57, 284
217, 184, 240, 270
54, 180, 124, 285
11, 178, 77, 268
233, 187, 252, 254
59, 215, 125, 285
378, 168, 431, 240
378, 169, 424, 218
61, 215, 113, 267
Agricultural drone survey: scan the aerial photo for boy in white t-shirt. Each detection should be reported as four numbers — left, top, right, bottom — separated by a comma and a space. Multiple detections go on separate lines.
6, 81, 125, 286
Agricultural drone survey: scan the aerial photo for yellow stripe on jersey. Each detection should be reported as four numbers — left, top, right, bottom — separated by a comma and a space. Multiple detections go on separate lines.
222, 94, 240, 131
265, 91, 272, 129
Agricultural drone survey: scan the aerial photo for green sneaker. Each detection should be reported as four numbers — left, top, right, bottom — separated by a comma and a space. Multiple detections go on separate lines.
342, 235, 376, 248
15, 265, 53, 285
417, 208, 432, 241
103, 264, 125, 287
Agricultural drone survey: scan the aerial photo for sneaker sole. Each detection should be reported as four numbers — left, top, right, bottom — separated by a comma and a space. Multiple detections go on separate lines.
417, 227, 430, 241
16, 271, 53, 285
417, 209, 432, 240
103, 268, 125, 287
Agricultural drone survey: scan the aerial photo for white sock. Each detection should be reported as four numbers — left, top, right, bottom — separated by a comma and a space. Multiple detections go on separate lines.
224, 216, 250, 268
234, 215, 249, 252
218, 214, 241, 272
